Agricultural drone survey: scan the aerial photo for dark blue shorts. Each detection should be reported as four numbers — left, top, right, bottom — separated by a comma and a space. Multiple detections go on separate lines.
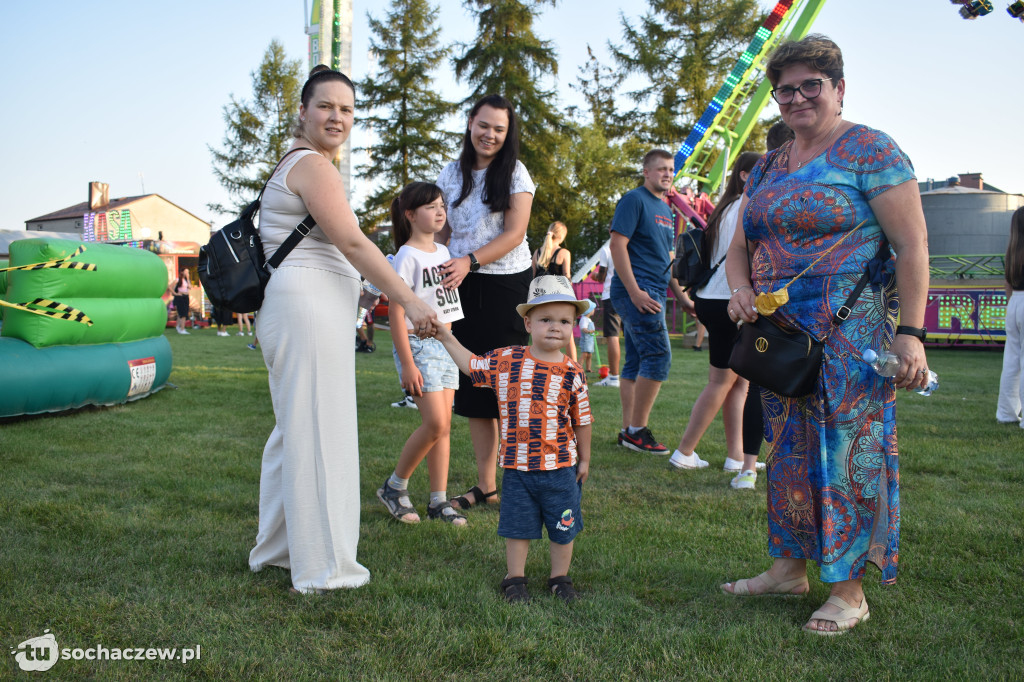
497, 467, 583, 545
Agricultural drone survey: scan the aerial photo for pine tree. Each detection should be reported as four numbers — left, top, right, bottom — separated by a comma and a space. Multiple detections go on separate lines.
610, 0, 764, 157
555, 46, 644, 262
452, 0, 566, 244
208, 40, 303, 215
357, 0, 459, 232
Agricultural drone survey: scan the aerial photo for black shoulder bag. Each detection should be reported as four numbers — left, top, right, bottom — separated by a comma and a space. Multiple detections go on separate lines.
198, 148, 315, 313
728, 235, 889, 398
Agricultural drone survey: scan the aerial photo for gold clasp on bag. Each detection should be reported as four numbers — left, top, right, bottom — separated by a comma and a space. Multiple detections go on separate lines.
755, 336, 769, 353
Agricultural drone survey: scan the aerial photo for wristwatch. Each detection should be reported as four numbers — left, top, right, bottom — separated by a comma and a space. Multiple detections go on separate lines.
895, 325, 927, 340
468, 252, 481, 273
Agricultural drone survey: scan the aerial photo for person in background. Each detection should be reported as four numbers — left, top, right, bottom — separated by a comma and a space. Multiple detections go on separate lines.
436, 94, 536, 511
532, 221, 571, 278
171, 268, 191, 335
721, 35, 930, 635
236, 312, 253, 336
577, 299, 597, 373
592, 242, 621, 387
765, 119, 795, 152
996, 206, 1024, 427
609, 149, 685, 456
669, 152, 763, 485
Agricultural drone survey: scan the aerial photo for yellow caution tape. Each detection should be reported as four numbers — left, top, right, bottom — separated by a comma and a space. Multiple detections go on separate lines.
0, 297, 93, 326
0, 245, 97, 273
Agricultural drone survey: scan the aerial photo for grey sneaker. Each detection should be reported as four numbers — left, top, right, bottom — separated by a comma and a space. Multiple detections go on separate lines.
595, 375, 619, 387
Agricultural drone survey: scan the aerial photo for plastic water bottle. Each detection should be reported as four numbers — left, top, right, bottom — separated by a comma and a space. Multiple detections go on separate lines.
354, 255, 392, 328
861, 348, 939, 396
355, 280, 383, 329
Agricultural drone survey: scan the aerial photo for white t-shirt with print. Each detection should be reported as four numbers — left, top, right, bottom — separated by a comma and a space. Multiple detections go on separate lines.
436, 160, 536, 274
392, 243, 465, 330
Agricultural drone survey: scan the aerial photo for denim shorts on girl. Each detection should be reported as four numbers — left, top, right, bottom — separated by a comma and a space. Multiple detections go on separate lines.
392, 335, 459, 391
497, 467, 583, 545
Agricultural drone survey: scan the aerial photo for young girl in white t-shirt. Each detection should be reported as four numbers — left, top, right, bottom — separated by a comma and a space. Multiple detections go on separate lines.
376, 182, 467, 526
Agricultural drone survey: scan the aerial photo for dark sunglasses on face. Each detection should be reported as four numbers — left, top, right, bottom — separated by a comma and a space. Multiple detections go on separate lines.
771, 77, 833, 105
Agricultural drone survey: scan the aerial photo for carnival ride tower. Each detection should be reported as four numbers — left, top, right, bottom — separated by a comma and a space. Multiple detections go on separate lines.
672, 0, 828, 196
306, 0, 354, 195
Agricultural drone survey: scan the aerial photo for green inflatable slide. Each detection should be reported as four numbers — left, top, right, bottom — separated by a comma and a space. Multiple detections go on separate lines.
0, 238, 173, 418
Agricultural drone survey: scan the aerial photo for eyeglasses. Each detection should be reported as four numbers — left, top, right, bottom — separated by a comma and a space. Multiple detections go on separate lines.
770, 78, 832, 105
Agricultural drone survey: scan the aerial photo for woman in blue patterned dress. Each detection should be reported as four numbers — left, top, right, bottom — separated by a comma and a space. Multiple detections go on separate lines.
719, 35, 931, 635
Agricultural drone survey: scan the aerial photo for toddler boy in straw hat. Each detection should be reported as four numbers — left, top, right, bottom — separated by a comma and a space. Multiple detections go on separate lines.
435, 275, 593, 603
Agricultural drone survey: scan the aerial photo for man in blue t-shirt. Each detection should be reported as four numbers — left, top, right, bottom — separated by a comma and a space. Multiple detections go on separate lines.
609, 149, 682, 455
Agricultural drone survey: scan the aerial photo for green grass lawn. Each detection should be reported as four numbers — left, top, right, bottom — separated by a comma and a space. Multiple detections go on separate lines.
2, 326, 1021, 680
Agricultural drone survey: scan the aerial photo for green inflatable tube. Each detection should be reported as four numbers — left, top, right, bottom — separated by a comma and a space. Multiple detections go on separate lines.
7, 238, 167, 299
0, 258, 8, 297
2, 298, 167, 348
0, 335, 172, 418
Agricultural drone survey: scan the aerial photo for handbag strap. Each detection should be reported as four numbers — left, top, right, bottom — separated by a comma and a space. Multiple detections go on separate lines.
829, 237, 890, 326
259, 147, 317, 272
266, 213, 316, 270
744, 232, 890, 331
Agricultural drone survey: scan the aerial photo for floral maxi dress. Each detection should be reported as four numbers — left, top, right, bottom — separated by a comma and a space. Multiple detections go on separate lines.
742, 124, 916, 584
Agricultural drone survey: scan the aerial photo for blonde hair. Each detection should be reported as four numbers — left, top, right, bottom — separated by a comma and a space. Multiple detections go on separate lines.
537, 222, 567, 269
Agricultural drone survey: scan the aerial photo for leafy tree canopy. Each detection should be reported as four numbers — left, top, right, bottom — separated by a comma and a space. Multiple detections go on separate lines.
208, 40, 302, 215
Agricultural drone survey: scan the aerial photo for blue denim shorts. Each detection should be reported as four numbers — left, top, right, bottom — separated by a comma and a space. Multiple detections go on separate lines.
497, 467, 583, 545
392, 335, 459, 392
610, 289, 671, 382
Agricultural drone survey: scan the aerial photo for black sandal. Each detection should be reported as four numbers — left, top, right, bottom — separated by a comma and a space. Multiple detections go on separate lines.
376, 479, 420, 523
500, 576, 530, 603
451, 485, 497, 510
427, 500, 467, 526
548, 576, 579, 603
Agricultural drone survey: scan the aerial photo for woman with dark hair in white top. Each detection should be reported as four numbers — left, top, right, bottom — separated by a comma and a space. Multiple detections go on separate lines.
436, 94, 536, 510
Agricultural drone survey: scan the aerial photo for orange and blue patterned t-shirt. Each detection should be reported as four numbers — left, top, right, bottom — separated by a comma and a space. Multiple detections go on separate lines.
469, 346, 592, 471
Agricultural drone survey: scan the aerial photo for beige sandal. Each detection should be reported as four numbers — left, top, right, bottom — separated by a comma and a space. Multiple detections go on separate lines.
720, 571, 809, 596
802, 595, 870, 636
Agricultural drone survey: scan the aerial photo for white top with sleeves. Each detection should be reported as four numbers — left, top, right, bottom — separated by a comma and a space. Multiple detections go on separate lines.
696, 198, 741, 301
259, 149, 360, 280
392, 243, 465, 329
436, 160, 536, 274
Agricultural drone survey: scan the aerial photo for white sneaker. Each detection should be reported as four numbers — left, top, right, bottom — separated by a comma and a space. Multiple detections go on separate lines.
595, 376, 619, 387
730, 470, 757, 490
237, 331, 245, 336
217, 331, 229, 337
669, 449, 709, 470
725, 458, 766, 471
176, 329, 190, 335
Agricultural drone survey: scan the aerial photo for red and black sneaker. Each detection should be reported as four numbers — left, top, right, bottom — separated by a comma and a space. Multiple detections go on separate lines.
620, 427, 669, 455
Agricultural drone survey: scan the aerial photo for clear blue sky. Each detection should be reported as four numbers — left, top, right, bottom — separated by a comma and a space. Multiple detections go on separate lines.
1, 1, 1022, 234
